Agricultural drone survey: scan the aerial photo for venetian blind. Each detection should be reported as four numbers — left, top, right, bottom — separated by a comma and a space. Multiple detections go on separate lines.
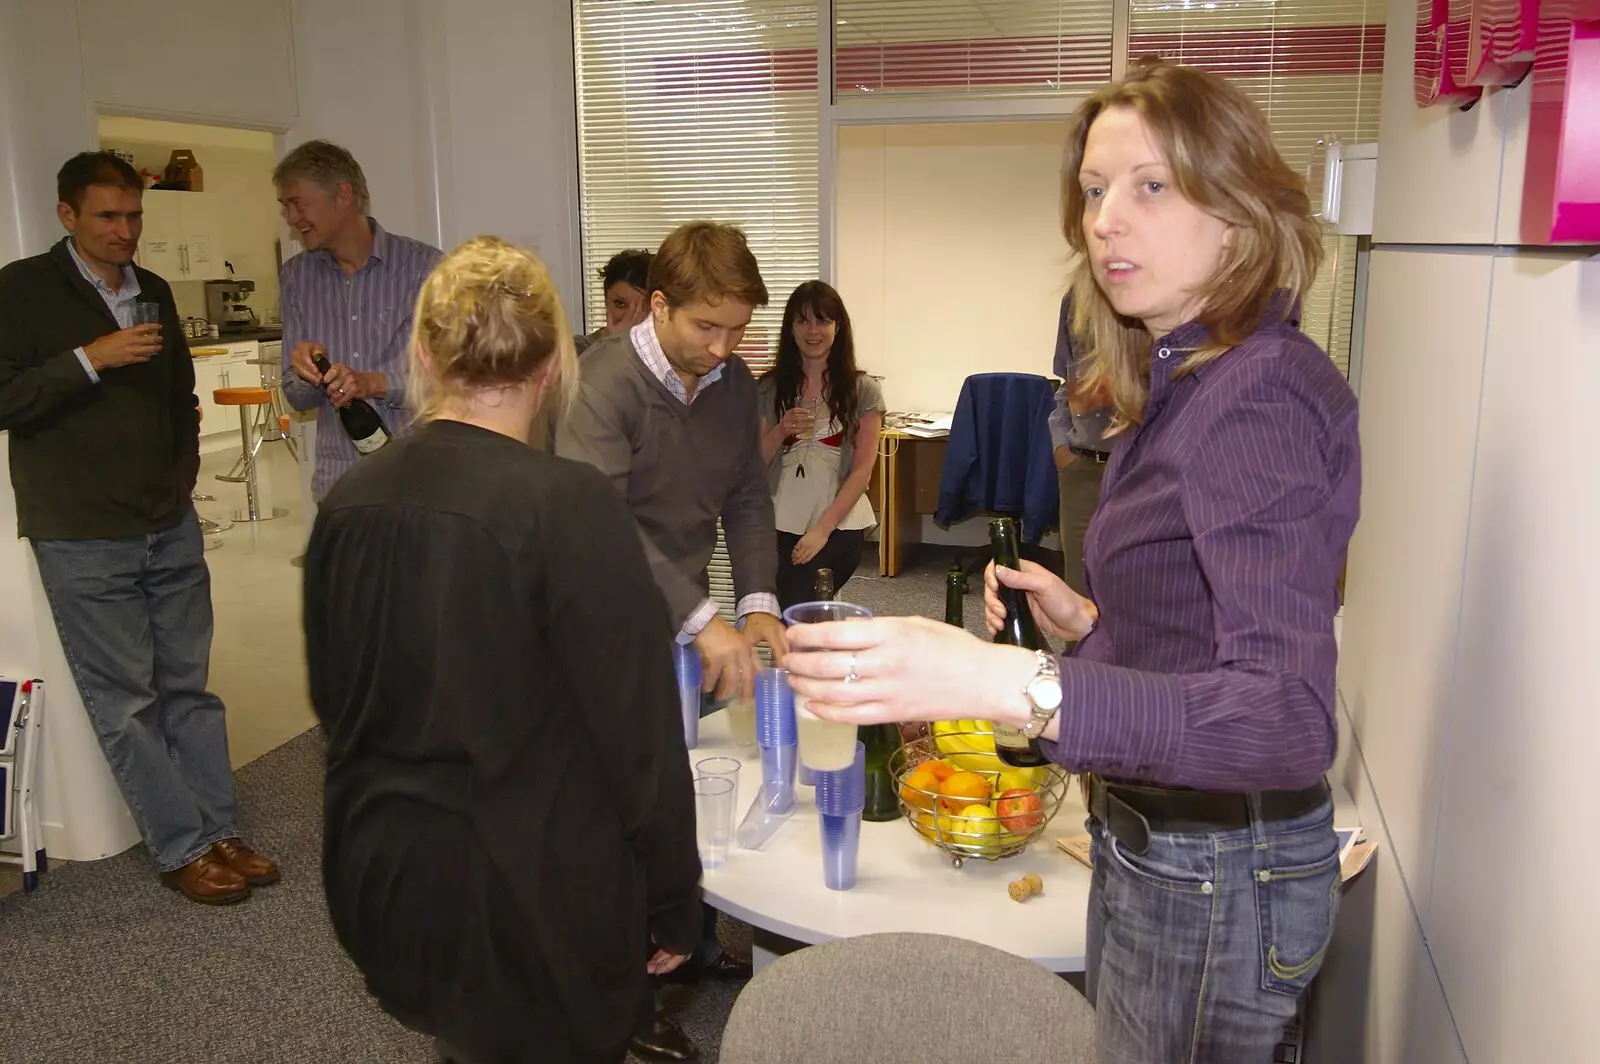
834, 0, 1115, 99
1127, 0, 1385, 372
574, 0, 821, 619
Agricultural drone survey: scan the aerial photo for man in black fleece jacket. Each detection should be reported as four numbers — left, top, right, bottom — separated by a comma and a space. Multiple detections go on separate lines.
0, 152, 276, 904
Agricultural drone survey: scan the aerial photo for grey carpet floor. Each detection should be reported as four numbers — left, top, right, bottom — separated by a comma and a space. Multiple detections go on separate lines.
0, 552, 967, 1064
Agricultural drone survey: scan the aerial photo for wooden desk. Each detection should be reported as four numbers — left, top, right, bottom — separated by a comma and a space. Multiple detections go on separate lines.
871, 430, 948, 577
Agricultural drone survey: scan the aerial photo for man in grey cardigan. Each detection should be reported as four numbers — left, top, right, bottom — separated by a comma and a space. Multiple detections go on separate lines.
557, 221, 786, 692
556, 220, 782, 1063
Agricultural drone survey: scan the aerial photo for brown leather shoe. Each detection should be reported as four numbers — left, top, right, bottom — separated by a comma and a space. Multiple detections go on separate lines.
162, 849, 250, 904
212, 838, 279, 886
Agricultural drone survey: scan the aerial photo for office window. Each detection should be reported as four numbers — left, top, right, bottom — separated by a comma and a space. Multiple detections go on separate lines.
573, 0, 819, 361
1128, 0, 1385, 371
835, 0, 1115, 100
574, 0, 820, 619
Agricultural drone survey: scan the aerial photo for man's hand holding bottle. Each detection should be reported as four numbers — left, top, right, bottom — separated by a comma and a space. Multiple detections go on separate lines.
290, 340, 386, 408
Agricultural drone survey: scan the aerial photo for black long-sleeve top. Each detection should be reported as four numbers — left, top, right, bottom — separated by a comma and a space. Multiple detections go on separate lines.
303, 419, 701, 1053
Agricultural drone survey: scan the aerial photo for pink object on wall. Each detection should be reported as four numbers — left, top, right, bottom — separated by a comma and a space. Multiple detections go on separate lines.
1522, 13, 1600, 242
1416, 0, 1487, 106
1466, 0, 1541, 85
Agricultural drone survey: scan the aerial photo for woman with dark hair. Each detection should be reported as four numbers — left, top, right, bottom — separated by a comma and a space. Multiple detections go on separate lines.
757, 281, 885, 607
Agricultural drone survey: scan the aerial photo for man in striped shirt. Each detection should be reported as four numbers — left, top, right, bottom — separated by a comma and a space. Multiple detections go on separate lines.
274, 141, 442, 500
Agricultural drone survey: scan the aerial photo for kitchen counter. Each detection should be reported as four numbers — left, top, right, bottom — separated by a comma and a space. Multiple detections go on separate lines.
186, 327, 282, 347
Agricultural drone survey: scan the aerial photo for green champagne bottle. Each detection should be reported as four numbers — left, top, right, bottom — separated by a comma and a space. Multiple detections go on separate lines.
987, 517, 1050, 768
945, 561, 965, 629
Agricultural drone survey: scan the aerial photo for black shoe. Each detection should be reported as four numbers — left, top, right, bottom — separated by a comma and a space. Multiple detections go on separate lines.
628, 1013, 700, 1062
701, 951, 753, 982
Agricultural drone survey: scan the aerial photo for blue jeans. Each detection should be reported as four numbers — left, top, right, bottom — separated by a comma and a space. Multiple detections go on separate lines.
33, 509, 238, 872
1085, 796, 1339, 1063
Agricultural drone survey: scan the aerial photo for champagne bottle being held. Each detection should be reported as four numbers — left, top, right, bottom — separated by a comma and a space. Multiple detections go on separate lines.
312, 352, 390, 455
987, 517, 1050, 768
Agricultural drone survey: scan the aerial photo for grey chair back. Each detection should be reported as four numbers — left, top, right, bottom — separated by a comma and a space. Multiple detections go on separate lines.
719, 932, 1096, 1064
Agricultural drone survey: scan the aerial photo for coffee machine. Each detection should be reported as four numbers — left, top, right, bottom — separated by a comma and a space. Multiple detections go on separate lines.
203, 279, 258, 333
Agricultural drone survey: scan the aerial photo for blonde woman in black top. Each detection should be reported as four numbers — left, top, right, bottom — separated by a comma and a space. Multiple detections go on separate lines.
304, 237, 701, 1064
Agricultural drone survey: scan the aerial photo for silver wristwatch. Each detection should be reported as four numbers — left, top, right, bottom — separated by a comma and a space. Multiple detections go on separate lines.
1020, 649, 1063, 739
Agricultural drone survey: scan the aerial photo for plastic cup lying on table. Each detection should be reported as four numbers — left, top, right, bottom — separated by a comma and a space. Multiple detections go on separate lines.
694, 775, 736, 869
673, 642, 701, 750
781, 601, 871, 772
814, 741, 866, 890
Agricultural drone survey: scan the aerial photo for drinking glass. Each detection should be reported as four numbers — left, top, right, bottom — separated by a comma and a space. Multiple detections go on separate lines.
131, 302, 161, 327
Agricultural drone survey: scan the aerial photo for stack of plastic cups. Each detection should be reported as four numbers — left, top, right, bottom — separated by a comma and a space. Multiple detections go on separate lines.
673, 642, 701, 750
736, 667, 798, 850
753, 668, 797, 815
813, 741, 866, 890
799, 764, 817, 787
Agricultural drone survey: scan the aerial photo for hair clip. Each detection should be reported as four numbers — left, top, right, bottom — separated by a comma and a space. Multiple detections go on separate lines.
491, 280, 532, 298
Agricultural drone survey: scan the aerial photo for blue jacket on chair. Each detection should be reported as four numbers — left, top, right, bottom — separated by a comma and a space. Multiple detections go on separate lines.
935, 372, 1059, 544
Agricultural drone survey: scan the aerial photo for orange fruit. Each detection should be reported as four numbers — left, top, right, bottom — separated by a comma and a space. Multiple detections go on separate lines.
938, 771, 992, 812
925, 759, 957, 783
899, 764, 941, 811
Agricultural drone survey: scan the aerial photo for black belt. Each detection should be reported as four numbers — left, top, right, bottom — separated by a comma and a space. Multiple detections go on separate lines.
1087, 775, 1330, 855
1069, 447, 1109, 464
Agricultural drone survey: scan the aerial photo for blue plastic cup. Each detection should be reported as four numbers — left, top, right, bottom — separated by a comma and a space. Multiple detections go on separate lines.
674, 642, 701, 750
798, 764, 816, 787
736, 779, 797, 851
754, 667, 796, 748
819, 811, 863, 890
757, 743, 797, 815
814, 741, 866, 817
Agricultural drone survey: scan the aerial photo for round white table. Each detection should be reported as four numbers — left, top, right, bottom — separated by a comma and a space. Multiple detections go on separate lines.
691, 711, 1092, 973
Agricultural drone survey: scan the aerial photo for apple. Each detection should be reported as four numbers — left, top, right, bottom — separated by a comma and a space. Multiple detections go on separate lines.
995, 788, 1044, 834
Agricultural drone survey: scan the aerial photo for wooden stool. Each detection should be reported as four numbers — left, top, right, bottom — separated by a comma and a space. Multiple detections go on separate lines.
213, 387, 287, 523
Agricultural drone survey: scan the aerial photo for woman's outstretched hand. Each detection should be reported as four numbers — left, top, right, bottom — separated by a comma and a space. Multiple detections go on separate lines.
783, 616, 1037, 727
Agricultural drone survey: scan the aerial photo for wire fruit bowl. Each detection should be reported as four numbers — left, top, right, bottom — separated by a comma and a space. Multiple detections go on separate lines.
889, 732, 1071, 868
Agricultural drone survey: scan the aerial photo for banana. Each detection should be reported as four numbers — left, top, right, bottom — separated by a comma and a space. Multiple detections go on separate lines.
931, 720, 1005, 773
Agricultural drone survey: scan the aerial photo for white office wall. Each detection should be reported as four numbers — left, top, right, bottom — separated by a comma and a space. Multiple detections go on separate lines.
1331, 0, 1600, 1057
835, 121, 1069, 412
77, 0, 297, 127
286, 0, 582, 315
1426, 251, 1600, 1062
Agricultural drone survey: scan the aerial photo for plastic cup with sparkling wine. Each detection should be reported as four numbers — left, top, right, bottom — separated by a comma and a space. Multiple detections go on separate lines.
814, 741, 866, 890
673, 641, 701, 750
131, 302, 161, 327
694, 775, 736, 869
780, 600, 871, 771
725, 694, 758, 748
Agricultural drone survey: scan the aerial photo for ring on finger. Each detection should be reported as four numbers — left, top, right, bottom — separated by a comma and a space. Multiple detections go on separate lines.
844, 653, 860, 684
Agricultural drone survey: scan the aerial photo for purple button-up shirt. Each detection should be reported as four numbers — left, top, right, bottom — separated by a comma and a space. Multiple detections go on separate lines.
280, 220, 442, 501
1045, 312, 1360, 792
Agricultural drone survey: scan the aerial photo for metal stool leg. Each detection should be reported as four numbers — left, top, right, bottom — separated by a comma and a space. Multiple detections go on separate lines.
230, 403, 287, 523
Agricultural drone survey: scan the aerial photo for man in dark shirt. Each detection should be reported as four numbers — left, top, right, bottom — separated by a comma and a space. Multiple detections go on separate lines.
0, 153, 276, 904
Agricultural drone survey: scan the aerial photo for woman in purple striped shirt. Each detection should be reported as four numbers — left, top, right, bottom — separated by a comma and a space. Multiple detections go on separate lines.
785, 60, 1359, 1063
